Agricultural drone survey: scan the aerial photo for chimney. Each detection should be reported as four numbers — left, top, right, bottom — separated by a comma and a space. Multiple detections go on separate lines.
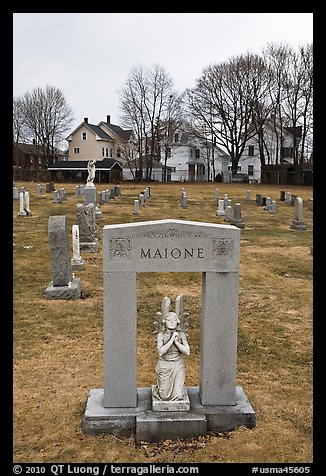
107, 115, 111, 124
84, 117, 88, 124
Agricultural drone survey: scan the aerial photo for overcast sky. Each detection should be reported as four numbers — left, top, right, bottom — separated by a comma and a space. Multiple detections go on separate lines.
13, 12, 313, 136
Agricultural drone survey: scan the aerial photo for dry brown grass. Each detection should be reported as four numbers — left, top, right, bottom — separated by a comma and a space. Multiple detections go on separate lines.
13, 181, 313, 463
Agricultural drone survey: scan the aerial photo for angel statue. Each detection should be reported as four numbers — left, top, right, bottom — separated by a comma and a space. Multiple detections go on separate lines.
86, 160, 96, 184
152, 294, 190, 404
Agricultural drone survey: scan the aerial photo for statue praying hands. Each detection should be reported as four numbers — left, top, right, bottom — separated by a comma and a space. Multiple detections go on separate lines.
152, 294, 190, 406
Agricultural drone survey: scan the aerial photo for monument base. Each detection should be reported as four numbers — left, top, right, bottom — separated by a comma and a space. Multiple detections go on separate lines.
44, 277, 82, 300
71, 258, 85, 271
290, 220, 306, 230
230, 220, 245, 229
83, 386, 255, 442
80, 240, 99, 253
151, 385, 190, 411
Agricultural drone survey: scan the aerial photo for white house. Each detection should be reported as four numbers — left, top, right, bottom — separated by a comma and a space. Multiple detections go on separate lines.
162, 131, 230, 182
237, 119, 302, 183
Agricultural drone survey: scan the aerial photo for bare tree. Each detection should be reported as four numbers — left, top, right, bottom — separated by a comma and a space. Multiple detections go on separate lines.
187, 53, 257, 176
13, 97, 28, 145
18, 86, 74, 166
120, 64, 175, 181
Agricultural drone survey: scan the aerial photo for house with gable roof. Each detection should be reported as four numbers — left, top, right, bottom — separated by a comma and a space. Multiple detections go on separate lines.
47, 115, 137, 182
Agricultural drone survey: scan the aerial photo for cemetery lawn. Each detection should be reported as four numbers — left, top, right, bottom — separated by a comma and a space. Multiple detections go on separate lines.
13, 182, 313, 463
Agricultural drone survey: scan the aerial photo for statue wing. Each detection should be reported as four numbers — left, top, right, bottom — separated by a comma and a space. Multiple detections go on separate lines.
153, 296, 171, 334
175, 294, 189, 335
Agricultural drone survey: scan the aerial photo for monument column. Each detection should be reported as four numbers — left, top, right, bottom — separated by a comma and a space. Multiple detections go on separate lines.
103, 271, 137, 407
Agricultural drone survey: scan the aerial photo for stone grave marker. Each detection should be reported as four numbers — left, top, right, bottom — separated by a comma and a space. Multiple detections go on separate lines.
71, 224, 85, 271
77, 203, 99, 252
290, 197, 307, 230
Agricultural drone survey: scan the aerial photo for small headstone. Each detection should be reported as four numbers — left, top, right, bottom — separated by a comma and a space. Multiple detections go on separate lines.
290, 197, 306, 230
265, 197, 272, 211
231, 203, 245, 229
280, 191, 285, 201
45, 183, 52, 193
134, 199, 140, 215
140, 193, 145, 206
245, 190, 251, 201
307, 198, 313, 212
51, 182, 56, 191
13, 187, 19, 200
223, 194, 228, 209
214, 189, 219, 200
147, 186, 151, 196
37, 184, 43, 194
224, 204, 232, 222
71, 224, 85, 271
285, 191, 291, 204
18, 192, 27, 216
181, 192, 187, 208
217, 199, 225, 216
269, 200, 277, 214
75, 185, 81, 197
52, 191, 62, 203
59, 188, 66, 201
79, 185, 85, 195
255, 194, 262, 206
261, 197, 267, 207
290, 194, 297, 206
44, 215, 82, 299
24, 191, 32, 216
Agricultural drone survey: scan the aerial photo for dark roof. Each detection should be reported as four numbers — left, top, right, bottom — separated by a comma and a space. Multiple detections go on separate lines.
47, 159, 122, 170
86, 124, 113, 141
99, 122, 133, 141
14, 142, 64, 156
284, 126, 302, 139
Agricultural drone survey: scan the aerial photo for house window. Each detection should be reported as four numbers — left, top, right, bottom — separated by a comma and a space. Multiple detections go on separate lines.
248, 145, 254, 156
195, 148, 200, 159
282, 147, 293, 158
82, 132, 87, 141
117, 148, 121, 158
110, 149, 113, 158
171, 167, 176, 172
73, 147, 80, 154
174, 133, 179, 143
106, 147, 109, 158
248, 165, 254, 176
237, 165, 241, 171
102, 147, 105, 157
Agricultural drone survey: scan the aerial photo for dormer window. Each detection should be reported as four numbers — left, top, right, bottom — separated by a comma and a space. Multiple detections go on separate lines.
82, 132, 87, 141
174, 133, 179, 143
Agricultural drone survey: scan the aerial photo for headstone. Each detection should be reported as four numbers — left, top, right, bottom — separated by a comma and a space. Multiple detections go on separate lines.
51, 182, 56, 191
13, 187, 19, 200
285, 191, 291, 204
82, 219, 255, 440
52, 191, 62, 203
224, 204, 232, 222
79, 185, 85, 195
307, 198, 313, 212
37, 183, 43, 194
45, 183, 52, 193
134, 199, 139, 215
216, 199, 225, 216
114, 185, 121, 196
255, 194, 262, 206
290, 194, 298, 206
290, 197, 306, 230
140, 193, 145, 207
76, 203, 99, 252
71, 224, 85, 271
223, 194, 228, 209
261, 197, 267, 207
75, 185, 81, 197
147, 186, 151, 196
231, 203, 245, 229
44, 216, 82, 299
245, 190, 251, 201
269, 200, 277, 214
265, 197, 272, 211
24, 191, 32, 216
21, 186, 26, 195
59, 188, 66, 201
18, 192, 27, 216
214, 189, 219, 200
181, 192, 187, 208
280, 191, 285, 201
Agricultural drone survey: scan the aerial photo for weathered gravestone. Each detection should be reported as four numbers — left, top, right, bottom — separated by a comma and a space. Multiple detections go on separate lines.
71, 224, 85, 271
76, 203, 99, 252
230, 203, 245, 229
13, 187, 19, 200
44, 216, 82, 299
83, 219, 255, 441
